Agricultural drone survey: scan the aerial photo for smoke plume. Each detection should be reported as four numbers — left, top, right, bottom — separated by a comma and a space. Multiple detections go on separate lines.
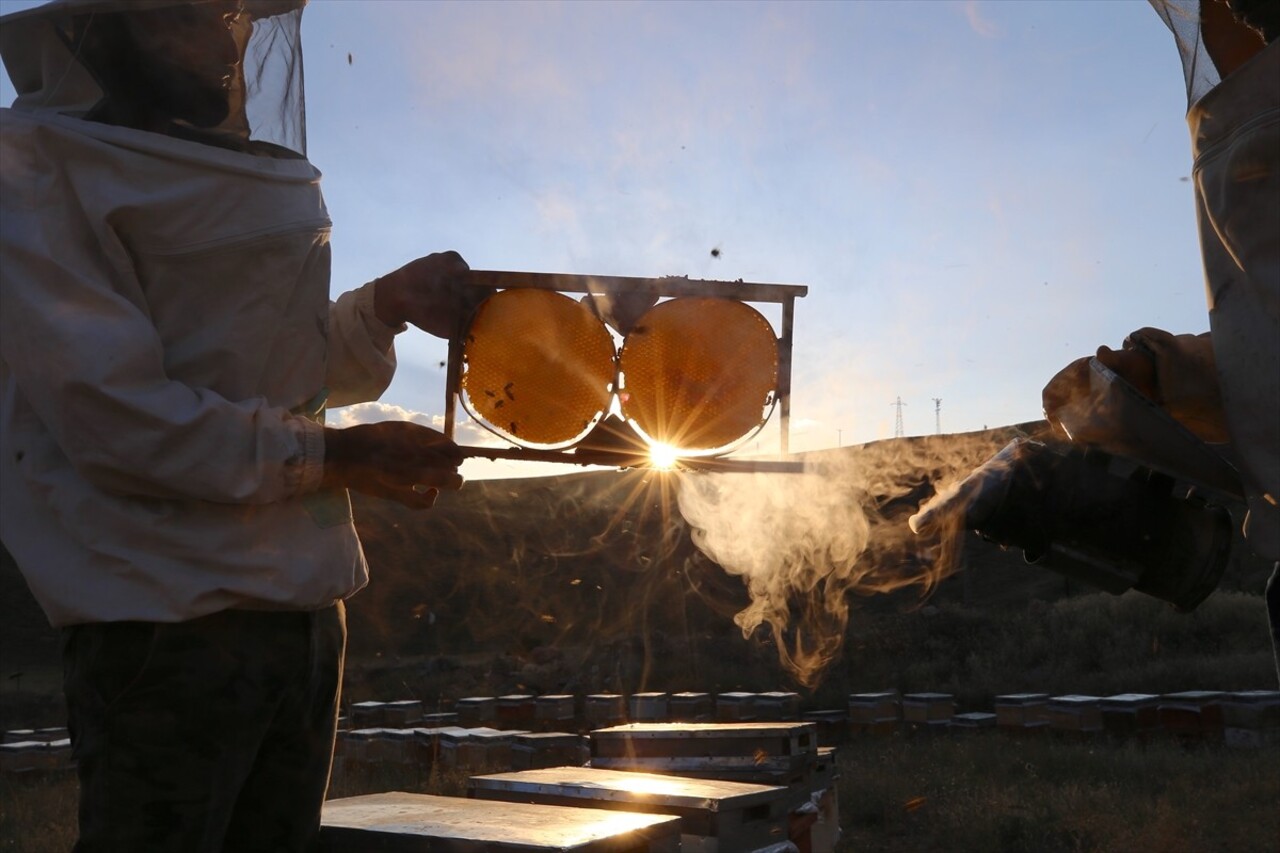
675, 431, 1021, 687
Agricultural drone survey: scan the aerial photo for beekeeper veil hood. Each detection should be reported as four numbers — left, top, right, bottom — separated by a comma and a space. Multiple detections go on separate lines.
0, 0, 307, 155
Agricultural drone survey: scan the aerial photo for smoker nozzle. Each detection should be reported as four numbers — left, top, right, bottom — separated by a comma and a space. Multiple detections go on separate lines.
909, 438, 1233, 612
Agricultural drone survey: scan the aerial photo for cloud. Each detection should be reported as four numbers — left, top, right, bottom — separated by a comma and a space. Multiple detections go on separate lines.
326, 401, 497, 447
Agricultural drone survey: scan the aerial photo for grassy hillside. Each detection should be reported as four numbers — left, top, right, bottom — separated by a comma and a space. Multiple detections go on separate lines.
2, 424, 1274, 729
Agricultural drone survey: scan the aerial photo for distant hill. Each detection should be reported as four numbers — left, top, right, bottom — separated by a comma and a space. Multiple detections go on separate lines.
3, 422, 1272, 687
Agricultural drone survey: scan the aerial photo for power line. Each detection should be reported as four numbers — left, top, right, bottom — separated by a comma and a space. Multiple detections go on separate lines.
891, 396, 906, 438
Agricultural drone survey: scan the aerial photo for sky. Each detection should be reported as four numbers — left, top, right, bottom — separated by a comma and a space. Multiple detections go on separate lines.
0, 0, 1209, 480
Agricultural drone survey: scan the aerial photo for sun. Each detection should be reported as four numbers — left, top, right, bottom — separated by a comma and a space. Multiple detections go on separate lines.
647, 441, 680, 470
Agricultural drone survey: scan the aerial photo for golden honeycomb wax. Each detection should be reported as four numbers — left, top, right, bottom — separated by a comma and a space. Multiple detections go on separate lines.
461, 289, 617, 448
619, 297, 778, 452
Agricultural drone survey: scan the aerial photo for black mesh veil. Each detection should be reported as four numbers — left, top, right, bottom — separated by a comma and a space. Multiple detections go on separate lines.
1148, 0, 1277, 108
0, 0, 308, 156
239, 0, 306, 155
1148, 0, 1220, 107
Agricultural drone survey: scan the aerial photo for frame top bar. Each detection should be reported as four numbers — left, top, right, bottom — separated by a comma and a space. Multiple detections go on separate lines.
466, 270, 808, 303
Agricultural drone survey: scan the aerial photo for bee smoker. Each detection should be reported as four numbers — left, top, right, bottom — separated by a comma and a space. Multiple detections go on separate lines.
909, 438, 1234, 611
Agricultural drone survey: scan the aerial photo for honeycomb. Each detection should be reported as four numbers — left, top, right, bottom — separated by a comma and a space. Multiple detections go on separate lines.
619, 297, 778, 452
461, 289, 617, 448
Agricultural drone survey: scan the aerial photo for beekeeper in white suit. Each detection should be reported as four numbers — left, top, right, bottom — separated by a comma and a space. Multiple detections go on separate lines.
0, 1, 479, 849
1042, 0, 1278, 681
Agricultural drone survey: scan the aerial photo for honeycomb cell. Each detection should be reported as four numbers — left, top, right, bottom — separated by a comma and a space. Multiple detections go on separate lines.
619, 297, 778, 453
461, 289, 617, 449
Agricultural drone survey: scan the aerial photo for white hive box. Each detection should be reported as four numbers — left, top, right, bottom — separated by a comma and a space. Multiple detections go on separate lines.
349, 701, 388, 729
1046, 695, 1103, 733
383, 700, 424, 727
469, 765, 793, 853
511, 732, 590, 770
536, 695, 578, 729
755, 692, 801, 721
0, 741, 47, 773
320, 791, 681, 852
901, 693, 955, 725
668, 693, 713, 722
455, 696, 497, 727
1224, 690, 1280, 747
994, 693, 1049, 729
1158, 691, 1225, 739
628, 693, 669, 722
497, 695, 537, 728
950, 712, 997, 731
585, 695, 628, 727
848, 691, 900, 724
1099, 694, 1161, 737
590, 722, 818, 786
715, 692, 758, 722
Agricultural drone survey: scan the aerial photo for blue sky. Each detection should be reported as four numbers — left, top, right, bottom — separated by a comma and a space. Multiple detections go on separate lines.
1, 0, 1208, 479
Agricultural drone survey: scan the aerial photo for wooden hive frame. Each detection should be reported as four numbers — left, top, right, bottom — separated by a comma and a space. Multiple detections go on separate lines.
445, 271, 808, 473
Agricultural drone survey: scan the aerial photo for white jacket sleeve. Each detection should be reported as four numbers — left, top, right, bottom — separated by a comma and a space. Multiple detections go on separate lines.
326, 281, 403, 408
0, 207, 324, 505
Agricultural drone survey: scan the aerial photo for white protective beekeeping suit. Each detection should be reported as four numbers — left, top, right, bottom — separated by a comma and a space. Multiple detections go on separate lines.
0, 0, 404, 626
1148, 0, 1280, 561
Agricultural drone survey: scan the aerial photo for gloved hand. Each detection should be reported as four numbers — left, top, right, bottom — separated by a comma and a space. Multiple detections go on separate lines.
373, 250, 493, 339
1043, 327, 1229, 445
320, 421, 464, 509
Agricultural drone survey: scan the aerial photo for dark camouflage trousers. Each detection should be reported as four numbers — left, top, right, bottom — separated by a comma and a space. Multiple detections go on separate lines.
62, 602, 346, 853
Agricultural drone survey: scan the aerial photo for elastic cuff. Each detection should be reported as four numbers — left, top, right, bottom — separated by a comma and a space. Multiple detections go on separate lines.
358, 279, 408, 342
287, 416, 326, 495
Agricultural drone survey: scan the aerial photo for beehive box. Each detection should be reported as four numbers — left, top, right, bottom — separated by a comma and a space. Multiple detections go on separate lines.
1223, 690, 1280, 729
0, 741, 47, 773
772, 745, 841, 853
47, 738, 74, 770
801, 710, 850, 746
848, 692, 900, 736
469, 765, 792, 853
383, 700, 424, 727
585, 695, 627, 727
341, 728, 415, 766
444, 728, 530, 771
848, 692, 900, 724
34, 727, 70, 742
716, 692, 758, 722
320, 791, 682, 852
2, 730, 35, 745
1159, 691, 1225, 739
902, 693, 955, 724
455, 697, 497, 727
993, 694, 1049, 729
439, 727, 497, 767
1046, 696, 1103, 733
497, 695, 537, 728
349, 701, 389, 729
1099, 694, 1161, 737
1224, 690, 1280, 747
668, 693, 713, 722
755, 692, 801, 721
410, 726, 471, 768
590, 722, 818, 786
421, 712, 458, 726
1222, 690, 1280, 724
511, 733, 590, 770
950, 712, 997, 731
629, 693, 670, 722
536, 695, 578, 729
